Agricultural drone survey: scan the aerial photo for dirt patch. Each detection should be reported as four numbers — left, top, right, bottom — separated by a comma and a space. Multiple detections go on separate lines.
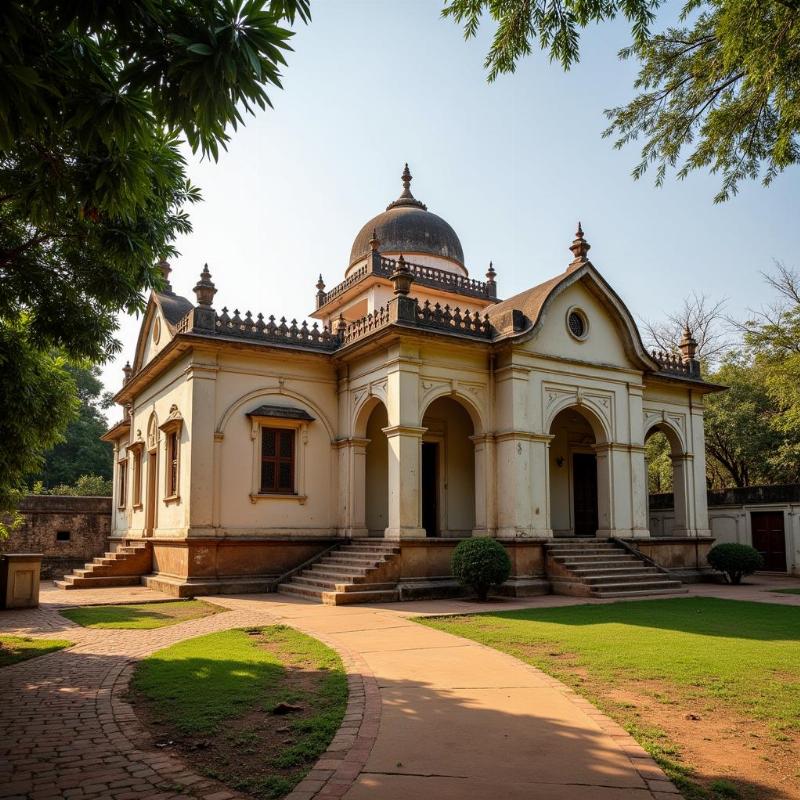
129, 628, 347, 800
512, 642, 799, 800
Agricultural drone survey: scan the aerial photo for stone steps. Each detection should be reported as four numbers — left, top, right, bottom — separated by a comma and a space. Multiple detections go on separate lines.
546, 539, 686, 598
278, 540, 400, 605
56, 541, 152, 590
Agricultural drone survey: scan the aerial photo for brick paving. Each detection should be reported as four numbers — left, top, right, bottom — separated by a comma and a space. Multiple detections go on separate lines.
2, 576, 798, 800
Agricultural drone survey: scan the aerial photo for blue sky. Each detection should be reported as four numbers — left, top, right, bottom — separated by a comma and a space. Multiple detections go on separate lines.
102, 0, 799, 392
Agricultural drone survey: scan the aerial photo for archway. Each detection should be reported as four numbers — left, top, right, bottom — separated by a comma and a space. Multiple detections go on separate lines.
420, 397, 475, 537
363, 401, 388, 536
645, 423, 690, 536
548, 406, 610, 537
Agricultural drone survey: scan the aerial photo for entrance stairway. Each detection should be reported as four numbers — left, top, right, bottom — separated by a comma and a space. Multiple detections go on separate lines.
546, 539, 686, 598
55, 540, 152, 590
277, 541, 400, 605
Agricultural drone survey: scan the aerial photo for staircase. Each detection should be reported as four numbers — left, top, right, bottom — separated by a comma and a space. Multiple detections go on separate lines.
55, 540, 152, 590
546, 539, 686, 598
277, 541, 400, 605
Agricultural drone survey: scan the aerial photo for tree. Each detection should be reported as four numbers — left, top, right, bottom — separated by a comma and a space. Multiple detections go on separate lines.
34, 364, 114, 488
443, 0, 800, 200
0, 1, 309, 517
645, 431, 673, 493
640, 291, 733, 369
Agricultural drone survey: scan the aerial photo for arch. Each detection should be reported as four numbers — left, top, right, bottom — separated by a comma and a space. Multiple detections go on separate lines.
420, 396, 477, 536
548, 406, 611, 537
545, 395, 611, 445
216, 387, 336, 441
146, 411, 159, 451
353, 393, 386, 440
643, 418, 686, 455
418, 388, 485, 435
364, 399, 389, 535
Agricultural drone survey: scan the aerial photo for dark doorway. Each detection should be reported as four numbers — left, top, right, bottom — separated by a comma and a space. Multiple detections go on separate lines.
573, 453, 598, 536
421, 442, 439, 536
751, 511, 787, 572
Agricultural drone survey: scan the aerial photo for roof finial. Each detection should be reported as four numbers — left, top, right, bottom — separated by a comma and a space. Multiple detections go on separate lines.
568, 222, 591, 269
156, 259, 173, 293
193, 263, 217, 307
390, 254, 414, 295
369, 228, 380, 252
316, 274, 326, 308
401, 163, 412, 195
486, 261, 496, 285
122, 361, 132, 384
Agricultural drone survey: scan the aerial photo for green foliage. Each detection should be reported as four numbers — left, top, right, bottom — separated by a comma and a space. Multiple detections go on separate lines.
451, 537, 511, 600
61, 600, 220, 629
0, 318, 78, 528
444, 1, 800, 200
35, 364, 114, 488
606, 1, 800, 202
646, 431, 673, 493
707, 543, 764, 584
0, 0, 308, 516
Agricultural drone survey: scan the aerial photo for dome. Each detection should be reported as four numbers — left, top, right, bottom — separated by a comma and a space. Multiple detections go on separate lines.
348, 165, 465, 270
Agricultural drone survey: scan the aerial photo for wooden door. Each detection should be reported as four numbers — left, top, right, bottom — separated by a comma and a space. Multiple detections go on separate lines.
751, 511, 786, 572
573, 453, 599, 536
421, 442, 439, 537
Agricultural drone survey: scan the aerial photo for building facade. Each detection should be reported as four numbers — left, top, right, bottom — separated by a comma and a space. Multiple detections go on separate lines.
101, 166, 720, 597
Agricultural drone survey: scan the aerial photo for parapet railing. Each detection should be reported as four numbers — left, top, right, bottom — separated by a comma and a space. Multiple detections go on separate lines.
651, 350, 701, 378
318, 253, 497, 308
213, 307, 340, 350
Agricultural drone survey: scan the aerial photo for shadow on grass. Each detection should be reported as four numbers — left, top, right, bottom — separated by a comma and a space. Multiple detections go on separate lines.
475, 596, 800, 642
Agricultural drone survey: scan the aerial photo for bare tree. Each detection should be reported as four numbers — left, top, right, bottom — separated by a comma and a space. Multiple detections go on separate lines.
640, 292, 734, 367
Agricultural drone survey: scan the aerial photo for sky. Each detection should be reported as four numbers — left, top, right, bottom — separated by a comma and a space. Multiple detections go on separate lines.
101, 0, 799, 395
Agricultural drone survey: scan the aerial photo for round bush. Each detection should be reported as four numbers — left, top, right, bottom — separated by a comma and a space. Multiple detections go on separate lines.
451, 537, 511, 601
707, 543, 764, 585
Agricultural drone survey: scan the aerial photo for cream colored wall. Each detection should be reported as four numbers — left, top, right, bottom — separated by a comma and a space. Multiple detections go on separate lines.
345, 252, 468, 280
139, 306, 172, 367
112, 352, 194, 539
530, 281, 634, 369
209, 348, 339, 537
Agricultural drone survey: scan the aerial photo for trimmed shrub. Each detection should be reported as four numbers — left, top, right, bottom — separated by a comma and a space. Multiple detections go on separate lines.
451, 537, 511, 601
707, 543, 764, 585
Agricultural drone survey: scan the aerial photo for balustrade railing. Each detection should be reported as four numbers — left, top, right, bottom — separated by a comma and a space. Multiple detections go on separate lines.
341, 304, 391, 344
318, 254, 496, 307
415, 300, 493, 338
651, 349, 699, 377
214, 307, 340, 350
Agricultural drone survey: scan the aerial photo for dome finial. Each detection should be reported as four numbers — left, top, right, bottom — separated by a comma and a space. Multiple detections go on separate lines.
401, 163, 412, 196
387, 163, 427, 211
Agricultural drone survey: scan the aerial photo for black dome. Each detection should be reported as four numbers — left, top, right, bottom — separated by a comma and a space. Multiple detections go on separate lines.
349, 165, 465, 269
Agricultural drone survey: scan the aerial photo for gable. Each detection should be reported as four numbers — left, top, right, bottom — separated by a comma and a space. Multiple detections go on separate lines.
132, 292, 193, 373
526, 280, 639, 369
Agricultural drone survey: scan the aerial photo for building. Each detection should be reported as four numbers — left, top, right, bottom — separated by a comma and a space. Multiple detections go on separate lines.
88, 166, 722, 600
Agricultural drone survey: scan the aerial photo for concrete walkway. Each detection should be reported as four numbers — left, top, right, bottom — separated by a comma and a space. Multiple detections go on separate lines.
2, 576, 799, 800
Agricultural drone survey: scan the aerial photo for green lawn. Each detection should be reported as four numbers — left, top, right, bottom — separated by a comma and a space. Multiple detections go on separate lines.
130, 625, 348, 800
60, 599, 222, 629
420, 597, 800, 800
0, 635, 71, 667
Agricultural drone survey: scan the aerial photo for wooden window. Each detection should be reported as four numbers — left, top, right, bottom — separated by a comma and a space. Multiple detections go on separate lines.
260, 427, 295, 494
132, 447, 143, 507
117, 460, 128, 509
166, 430, 179, 498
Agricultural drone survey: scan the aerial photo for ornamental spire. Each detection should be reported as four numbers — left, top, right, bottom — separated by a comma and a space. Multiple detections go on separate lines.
386, 162, 427, 211
568, 222, 591, 269
156, 259, 173, 293
193, 263, 217, 307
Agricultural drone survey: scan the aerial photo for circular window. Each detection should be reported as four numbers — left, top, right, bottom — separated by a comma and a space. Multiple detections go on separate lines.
152, 317, 161, 344
567, 309, 588, 340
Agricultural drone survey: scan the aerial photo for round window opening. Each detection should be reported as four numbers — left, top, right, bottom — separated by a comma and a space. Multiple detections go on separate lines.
568, 310, 587, 339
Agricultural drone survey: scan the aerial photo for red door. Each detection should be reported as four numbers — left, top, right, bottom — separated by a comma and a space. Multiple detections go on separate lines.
751, 512, 787, 572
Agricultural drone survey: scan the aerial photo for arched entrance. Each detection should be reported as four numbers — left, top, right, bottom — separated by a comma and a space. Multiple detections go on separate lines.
548, 406, 611, 537
363, 400, 389, 536
645, 423, 691, 536
420, 397, 476, 537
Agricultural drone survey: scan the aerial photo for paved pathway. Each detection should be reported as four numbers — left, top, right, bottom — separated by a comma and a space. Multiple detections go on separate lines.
2, 576, 799, 800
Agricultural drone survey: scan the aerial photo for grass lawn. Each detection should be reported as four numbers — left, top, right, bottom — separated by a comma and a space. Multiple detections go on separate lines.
130, 625, 348, 800
0, 635, 71, 667
60, 599, 222, 629
420, 597, 800, 800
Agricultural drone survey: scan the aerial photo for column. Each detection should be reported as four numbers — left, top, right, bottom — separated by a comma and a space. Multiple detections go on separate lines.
383, 425, 426, 538
187, 357, 218, 537
343, 437, 370, 538
470, 434, 496, 536
671, 453, 695, 536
